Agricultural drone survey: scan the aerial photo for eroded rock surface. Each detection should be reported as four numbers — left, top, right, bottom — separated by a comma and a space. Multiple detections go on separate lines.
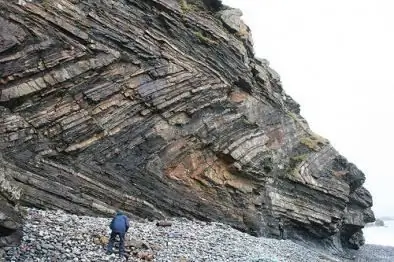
0, 0, 373, 250
0, 155, 23, 248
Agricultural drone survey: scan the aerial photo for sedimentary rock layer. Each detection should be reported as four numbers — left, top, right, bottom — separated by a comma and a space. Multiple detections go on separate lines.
0, 0, 374, 249
0, 156, 23, 247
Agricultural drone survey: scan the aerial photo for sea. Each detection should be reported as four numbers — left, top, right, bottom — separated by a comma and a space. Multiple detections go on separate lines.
363, 220, 394, 246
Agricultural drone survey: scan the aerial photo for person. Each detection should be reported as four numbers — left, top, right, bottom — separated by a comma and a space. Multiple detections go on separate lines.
278, 218, 285, 240
106, 210, 130, 257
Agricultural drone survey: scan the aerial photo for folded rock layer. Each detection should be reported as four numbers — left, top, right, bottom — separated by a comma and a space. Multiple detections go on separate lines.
0, 0, 374, 249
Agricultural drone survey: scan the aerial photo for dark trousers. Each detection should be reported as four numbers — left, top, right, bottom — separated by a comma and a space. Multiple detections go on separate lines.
107, 231, 126, 256
279, 228, 284, 239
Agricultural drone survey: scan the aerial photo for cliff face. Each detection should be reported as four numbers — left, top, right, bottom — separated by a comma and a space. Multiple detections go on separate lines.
0, 0, 374, 250
0, 156, 23, 248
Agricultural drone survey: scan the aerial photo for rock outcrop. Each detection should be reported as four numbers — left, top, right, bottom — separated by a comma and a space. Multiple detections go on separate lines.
0, 156, 23, 248
0, 0, 374, 250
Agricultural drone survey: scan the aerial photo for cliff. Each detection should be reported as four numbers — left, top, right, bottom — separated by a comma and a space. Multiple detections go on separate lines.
0, 0, 374, 250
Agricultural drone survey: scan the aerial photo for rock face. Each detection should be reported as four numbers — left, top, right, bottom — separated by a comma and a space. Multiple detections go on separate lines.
0, 0, 374, 250
0, 156, 23, 248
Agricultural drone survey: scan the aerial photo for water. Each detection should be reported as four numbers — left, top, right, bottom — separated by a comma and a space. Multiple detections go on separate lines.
363, 220, 394, 246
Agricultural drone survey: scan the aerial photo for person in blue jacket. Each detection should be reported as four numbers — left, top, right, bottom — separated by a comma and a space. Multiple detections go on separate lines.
106, 210, 130, 257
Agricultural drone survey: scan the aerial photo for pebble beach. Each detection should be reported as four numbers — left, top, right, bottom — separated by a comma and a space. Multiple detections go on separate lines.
2, 208, 394, 262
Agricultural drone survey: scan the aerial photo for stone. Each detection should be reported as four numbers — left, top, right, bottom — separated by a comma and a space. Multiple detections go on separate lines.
347, 231, 365, 250
99, 236, 109, 246
178, 256, 189, 262
156, 221, 173, 227
0, 0, 373, 251
219, 8, 249, 36
136, 251, 155, 261
126, 238, 148, 249
375, 219, 384, 227
42, 243, 54, 250
92, 237, 100, 245
0, 163, 23, 249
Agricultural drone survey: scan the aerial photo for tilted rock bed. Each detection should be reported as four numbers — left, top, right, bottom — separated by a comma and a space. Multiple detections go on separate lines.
1, 208, 350, 262
0, 0, 374, 250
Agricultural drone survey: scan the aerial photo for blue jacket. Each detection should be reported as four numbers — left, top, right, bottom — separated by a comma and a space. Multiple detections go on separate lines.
110, 212, 130, 233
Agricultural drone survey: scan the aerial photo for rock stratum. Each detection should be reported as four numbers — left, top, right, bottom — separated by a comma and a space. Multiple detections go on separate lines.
0, 0, 374, 251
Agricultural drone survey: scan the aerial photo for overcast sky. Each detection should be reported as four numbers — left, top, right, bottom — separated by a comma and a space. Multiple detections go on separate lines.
222, 0, 394, 217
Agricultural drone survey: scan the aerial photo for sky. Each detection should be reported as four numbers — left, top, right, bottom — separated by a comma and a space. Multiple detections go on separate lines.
222, 0, 394, 217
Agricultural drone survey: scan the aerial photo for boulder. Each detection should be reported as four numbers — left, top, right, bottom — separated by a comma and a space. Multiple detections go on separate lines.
0, 155, 24, 249
0, 198, 23, 248
375, 219, 385, 227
